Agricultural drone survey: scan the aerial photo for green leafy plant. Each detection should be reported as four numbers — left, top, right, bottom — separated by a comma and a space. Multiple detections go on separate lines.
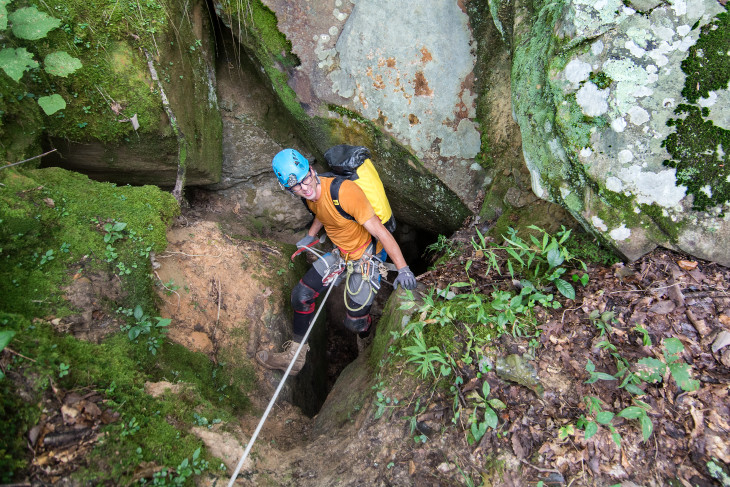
0, 2, 82, 114
125, 305, 171, 355
558, 424, 575, 440
104, 244, 118, 262
120, 417, 141, 437
372, 382, 399, 420
576, 396, 622, 447
466, 381, 506, 444
103, 221, 128, 244
636, 337, 700, 392
473, 225, 586, 300
58, 362, 70, 377
617, 399, 653, 442
633, 324, 652, 346
38, 249, 55, 266
589, 309, 617, 336
584, 358, 617, 384
403, 328, 450, 379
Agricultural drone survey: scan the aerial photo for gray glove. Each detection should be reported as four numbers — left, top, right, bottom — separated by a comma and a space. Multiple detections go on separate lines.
296, 234, 317, 249
393, 266, 417, 290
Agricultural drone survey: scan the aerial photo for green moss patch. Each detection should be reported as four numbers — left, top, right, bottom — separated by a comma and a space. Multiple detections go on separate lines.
663, 7, 730, 212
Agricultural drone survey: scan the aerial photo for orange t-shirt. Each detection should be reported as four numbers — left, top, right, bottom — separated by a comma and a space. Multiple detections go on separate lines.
307, 177, 380, 260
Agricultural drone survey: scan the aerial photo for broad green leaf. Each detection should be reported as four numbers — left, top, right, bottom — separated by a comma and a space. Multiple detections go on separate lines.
611, 432, 621, 447
0, 330, 16, 349
37, 94, 65, 115
584, 421, 598, 439
639, 414, 653, 441
624, 384, 645, 395
555, 278, 575, 300
134, 305, 144, 321
488, 398, 507, 410
547, 248, 563, 268
663, 337, 684, 359
482, 381, 490, 398
636, 357, 665, 383
595, 372, 617, 382
470, 420, 487, 442
44, 51, 82, 77
0, 47, 38, 81
0, 0, 11, 30
483, 406, 498, 429
585, 359, 596, 372
596, 411, 614, 425
618, 406, 643, 420
156, 318, 171, 327
9, 6, 60, 40
505, 247, 524, 265
668, 362, 700, 392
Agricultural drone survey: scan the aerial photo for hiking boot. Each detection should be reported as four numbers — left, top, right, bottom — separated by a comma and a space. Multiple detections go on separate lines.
256, 341, 309, 376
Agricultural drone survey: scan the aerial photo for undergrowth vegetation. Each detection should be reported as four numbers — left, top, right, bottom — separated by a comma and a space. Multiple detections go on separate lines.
370, 225, 702, 483
0, 167, 254, 484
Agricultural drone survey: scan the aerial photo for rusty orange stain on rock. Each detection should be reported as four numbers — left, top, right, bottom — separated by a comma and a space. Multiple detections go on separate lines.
373, 74, 385, 90
420, 47, 432, 63
414, 71, 433, 96
387, 57, 396, 68
409, 113, 420, 125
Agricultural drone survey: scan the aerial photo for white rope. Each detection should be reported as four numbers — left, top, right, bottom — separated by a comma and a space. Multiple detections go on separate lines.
226, 282, 336, 486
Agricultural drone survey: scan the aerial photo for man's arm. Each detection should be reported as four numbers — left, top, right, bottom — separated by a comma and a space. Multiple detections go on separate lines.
307, 217, 324, 238
362, 215, 407, 269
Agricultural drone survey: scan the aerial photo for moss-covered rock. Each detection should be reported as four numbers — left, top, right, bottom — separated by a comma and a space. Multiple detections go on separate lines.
511, 0, 730, 265
1, 0, 222, 186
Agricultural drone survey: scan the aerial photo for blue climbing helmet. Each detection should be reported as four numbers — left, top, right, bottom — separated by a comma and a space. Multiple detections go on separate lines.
272, 149, 310, 188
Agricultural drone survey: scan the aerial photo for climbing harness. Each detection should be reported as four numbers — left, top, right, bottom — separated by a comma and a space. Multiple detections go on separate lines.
226, 280, 336, 487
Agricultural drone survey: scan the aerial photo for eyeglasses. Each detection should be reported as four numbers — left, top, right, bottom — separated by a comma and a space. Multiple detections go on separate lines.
286, 170, 315, 193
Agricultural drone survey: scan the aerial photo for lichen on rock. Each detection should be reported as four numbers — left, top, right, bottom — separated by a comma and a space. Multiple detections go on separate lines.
512, 0, 730, 265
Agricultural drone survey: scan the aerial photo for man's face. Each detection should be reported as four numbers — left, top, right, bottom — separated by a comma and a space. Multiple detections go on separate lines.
288, 169, 319, 201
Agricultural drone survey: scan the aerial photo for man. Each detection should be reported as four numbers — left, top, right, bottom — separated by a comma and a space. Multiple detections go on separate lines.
255, 148, 417, 375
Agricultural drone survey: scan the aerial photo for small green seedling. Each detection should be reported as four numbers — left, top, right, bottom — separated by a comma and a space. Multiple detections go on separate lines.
585, 359, 617, 384
636, 338, 700, 392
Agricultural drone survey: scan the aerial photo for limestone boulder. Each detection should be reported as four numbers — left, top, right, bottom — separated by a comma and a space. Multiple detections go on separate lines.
512, 0, 729, 265
211, 0, 476, 234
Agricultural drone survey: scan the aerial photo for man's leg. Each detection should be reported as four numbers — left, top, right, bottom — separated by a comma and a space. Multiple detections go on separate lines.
256, 265, 327, 375
291, 267, 327, 342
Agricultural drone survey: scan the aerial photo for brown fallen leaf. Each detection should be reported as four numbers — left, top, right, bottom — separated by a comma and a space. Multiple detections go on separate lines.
677, 260, 697, 271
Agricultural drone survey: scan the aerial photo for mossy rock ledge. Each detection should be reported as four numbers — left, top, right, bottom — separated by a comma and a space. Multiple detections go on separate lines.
511, 0, 730, 266
1, 0, 222, 187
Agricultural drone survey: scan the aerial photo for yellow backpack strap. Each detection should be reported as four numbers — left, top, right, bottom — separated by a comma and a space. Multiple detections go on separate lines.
330, 176, 355, 221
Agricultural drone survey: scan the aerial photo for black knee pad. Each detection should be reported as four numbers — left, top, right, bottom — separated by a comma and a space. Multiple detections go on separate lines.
291, 281, 318, 313
344, 313, 371, 333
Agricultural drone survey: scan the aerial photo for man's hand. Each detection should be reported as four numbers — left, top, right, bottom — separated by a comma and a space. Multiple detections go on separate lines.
296, 234, 317, 248
393, 266, 417, 290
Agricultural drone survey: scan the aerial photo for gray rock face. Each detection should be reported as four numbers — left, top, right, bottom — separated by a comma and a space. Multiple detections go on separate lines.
262, 0, 486, 207
512, 0, 730, 265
